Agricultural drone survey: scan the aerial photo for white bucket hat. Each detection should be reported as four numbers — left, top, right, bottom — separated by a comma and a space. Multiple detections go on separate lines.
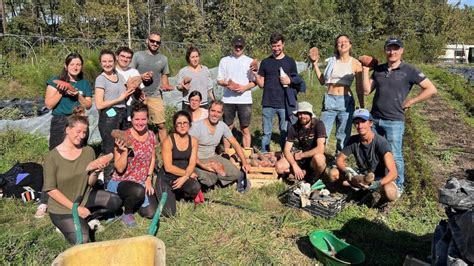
292, 101, 315, 117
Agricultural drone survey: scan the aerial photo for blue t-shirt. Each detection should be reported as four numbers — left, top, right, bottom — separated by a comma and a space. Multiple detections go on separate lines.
258, 55, 297, 108
371, 62, 426, 121
46, 76, 93, 116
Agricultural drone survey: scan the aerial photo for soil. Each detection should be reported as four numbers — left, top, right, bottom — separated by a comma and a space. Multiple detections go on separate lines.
416, 94, 474, 184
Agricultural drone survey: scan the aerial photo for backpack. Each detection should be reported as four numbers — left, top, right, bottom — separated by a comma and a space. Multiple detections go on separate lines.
0, 162, 43, 201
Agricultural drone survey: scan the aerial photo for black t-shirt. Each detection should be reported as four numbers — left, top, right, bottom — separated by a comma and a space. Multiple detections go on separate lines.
258, 55, 297, 108
341, 133, 392, 177
286, 118, 326, 152
371, 62, 426, 121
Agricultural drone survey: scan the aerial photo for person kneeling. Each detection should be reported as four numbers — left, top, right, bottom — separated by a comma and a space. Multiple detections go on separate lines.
275, 102, 326, 181
329, 109, 400, 203
107, 103, 158, 227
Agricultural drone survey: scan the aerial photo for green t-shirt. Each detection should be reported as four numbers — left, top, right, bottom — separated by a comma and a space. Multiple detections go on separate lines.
47, 75, 93, 116
43, 146, 96, 214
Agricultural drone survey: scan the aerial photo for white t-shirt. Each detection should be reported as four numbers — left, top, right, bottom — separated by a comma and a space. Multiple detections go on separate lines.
217, 54, 255, 104
116, 67, 144, 89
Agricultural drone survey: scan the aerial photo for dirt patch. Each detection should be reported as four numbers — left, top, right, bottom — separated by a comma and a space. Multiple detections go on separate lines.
417, 95, 474, 183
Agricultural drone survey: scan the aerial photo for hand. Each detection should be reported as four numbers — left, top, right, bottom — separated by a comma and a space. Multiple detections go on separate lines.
241, 162, 251, 173
145, 178, 155, 195
190, 172, 198, 179
368, 180, 381, 192
139, 92, 146, 102
179, 80, 191, 91
292, 164, 305, 180
172, 176, 188, 189
280, 75, 291, 86
308, 47, 319, 63
77, 206, 91, 219
294, 151, 304, 161
402, 99, 414, 110
142, 71, 153, 81
114, 139, 128, 152
120, 89, 135, 101
160, 84, 174, 91
344, 169, 354, 181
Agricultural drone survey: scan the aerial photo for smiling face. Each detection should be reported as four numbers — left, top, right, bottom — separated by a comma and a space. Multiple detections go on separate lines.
147, 34, 161, 53
65, 122, 88, 146
65, 58, 83, 80
100, 53, 115, 74
271, 40, 284, 57
131, 111, 148, 133
336, 35, 352, 55
117, 51, 132, 69
353, 118, 373, 136
233, 45, 244, 57
208, 103, 224, 125
385, 45, 404, 64
188, 51, 200, 68
297, 112, 312, 126
189, 95, 201, 111
174, 115, 191, 135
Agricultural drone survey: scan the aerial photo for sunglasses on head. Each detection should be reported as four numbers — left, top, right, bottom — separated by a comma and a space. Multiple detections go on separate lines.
149, 39, 161, 45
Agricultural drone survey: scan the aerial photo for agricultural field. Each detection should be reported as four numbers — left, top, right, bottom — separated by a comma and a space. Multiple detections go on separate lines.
0, 50, 473, 264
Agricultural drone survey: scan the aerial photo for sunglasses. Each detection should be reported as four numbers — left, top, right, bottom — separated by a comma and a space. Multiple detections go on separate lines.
149, 39, 161, 45
234, 45, 244, 50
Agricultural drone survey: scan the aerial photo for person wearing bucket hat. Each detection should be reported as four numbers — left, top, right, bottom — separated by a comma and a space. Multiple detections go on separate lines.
275, 102, 326, 180
217, 35, 256, 150
361, 37, 437, 193
329, 108, 399, 202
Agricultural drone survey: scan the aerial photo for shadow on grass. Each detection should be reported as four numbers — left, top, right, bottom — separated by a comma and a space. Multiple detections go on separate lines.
296, 217, 433, 265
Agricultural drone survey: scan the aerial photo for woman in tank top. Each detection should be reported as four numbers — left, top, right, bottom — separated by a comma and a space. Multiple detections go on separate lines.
311, 34, 363, 155
156, 110, 201, 217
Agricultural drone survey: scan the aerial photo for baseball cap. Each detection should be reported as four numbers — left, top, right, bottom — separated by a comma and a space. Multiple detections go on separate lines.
384, 38, 403, 49
353, 108, 372, 121
231, 35, 245, 47
293, 101, 315, 117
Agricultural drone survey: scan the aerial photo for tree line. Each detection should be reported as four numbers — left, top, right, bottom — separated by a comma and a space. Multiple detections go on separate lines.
1, 0, 474, 62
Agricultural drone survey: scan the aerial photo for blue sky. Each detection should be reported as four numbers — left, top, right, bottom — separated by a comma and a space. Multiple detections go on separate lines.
448, 0, 474, 6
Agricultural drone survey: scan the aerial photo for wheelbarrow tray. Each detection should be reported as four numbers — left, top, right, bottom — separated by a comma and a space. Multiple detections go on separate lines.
309, 230, 365, 265
52, 235, 165, 266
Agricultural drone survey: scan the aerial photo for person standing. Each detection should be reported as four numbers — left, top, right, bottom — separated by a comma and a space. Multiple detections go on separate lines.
254, 33, 298, 152
362, 38, 437, 192
311, 34, 363, 155
131, 32, 174, 143
217, 35, 256, 149
176, 45, 214, 110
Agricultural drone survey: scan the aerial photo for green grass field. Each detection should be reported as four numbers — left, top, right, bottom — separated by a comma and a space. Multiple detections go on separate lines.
1, 63, 471, 264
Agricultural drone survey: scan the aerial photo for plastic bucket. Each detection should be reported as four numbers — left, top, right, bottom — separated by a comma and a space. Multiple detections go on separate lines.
309, 230, 365, 265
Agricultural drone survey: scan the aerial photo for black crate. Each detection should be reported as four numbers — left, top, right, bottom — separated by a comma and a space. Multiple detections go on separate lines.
282, 189, 347, 219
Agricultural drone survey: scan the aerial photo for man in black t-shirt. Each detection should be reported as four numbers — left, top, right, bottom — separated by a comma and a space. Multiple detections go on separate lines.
253, 33, 298, 152
275, 102, 326, 180
361, 38, 437, 193
331, 109, 399, 202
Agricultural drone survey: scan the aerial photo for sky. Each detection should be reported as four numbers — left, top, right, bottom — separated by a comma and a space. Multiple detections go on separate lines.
448, 0, 474, 6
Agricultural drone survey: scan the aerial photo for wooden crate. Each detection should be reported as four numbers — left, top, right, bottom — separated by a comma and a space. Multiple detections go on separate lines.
247, 166, 279, 188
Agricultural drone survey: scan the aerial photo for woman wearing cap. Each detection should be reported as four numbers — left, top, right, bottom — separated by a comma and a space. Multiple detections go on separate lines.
176, 45, 215, 110
310, 34, 363, 155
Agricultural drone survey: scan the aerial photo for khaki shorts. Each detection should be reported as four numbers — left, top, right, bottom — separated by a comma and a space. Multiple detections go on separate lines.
145, 97, 165, 124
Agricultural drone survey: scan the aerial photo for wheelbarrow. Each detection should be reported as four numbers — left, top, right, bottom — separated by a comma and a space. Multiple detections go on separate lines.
309, 230, 365, 265
52, 192, 168, 266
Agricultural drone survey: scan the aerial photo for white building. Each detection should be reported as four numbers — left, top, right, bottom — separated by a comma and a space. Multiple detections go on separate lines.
439, 44, 474, 63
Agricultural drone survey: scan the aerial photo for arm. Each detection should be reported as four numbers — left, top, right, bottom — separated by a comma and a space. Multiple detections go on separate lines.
94, 88, 132, 110
160, 74, 173, 91
298, 138, 325, 159
283, 141, 305, 180
361, 66, 375, 96
403, 79, 437, 109
354, 61, 365, 108
47, 189, 90, 218
184, 137, 198, 177
379, 152, 397, 186
335, 152, 349, 173
312, 61, 326, 85
228, 136, 250, 171
44, 85, 63, 110
145, 145, 156, 195
78, 95, 92, 110
162, 136, 185, 176
254, 73, 264, 88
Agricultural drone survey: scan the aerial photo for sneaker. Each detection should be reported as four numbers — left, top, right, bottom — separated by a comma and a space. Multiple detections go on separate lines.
88, 219, 104, 232
34, 203, 48, 218
122, 214, 137, 228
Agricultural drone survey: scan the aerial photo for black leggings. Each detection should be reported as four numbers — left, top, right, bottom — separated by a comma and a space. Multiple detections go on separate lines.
49, 189, 122, 244
116, 181, 158, 219
156, 174, 201, 218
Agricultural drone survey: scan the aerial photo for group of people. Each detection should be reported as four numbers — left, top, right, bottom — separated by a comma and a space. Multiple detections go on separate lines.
36, 31, 437, 244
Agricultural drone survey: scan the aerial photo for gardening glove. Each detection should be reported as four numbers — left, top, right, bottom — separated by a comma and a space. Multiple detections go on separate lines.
368, 180, 381, 192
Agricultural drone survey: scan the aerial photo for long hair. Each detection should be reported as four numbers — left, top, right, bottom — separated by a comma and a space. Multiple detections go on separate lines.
59, 53, 84, 82
99, 49, 116, 74
334, 34, 352, 58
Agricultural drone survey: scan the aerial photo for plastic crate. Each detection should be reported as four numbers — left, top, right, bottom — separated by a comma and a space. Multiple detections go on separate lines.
282, 188, 347, 219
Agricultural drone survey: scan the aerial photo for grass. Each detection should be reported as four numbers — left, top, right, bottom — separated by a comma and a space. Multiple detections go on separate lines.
1, 60, 471, 264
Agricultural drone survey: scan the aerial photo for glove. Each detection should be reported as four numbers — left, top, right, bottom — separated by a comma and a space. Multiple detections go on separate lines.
368, 180, 381, 192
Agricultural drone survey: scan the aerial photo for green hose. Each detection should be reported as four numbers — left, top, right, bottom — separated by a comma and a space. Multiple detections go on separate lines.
148, 192, 167, 236
72, 196, 83, 245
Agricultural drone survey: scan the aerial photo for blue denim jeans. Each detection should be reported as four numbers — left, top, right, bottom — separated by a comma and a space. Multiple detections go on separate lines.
261, 107, 288, 152
372, 117, 405, 191
320, 94, 355, 154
